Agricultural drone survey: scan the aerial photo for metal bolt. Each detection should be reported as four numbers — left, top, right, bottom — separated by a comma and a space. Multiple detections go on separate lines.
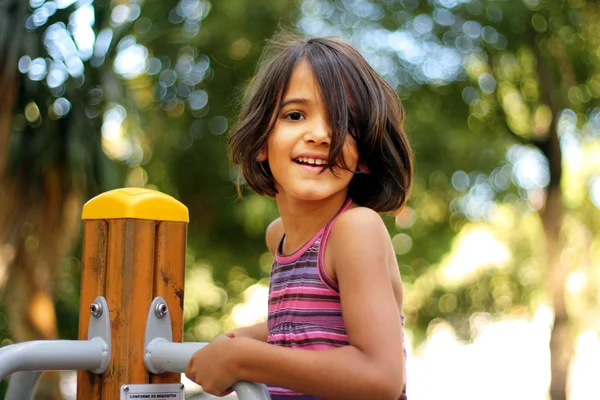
123, 385, 129, 392
90, 302, 103, 318
155, 302, 168, 318
180, 384, 185, 390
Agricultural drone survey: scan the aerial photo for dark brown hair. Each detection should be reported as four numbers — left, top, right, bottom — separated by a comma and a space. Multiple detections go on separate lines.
228, 32, 413, 213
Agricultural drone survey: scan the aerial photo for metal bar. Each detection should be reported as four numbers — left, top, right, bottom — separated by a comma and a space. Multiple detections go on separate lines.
0, 338, 109, 381
145, 339, 206, 373
145, 339, 271, 400
5, 371, 41, 400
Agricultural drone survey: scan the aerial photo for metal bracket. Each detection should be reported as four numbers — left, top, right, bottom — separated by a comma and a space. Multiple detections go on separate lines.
143, 296, 175, 374
144, 296, 173, 356
88, 296, 111, 374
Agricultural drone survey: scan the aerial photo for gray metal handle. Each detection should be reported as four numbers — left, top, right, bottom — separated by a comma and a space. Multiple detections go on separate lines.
144, 339, 270, 400
5, 371, 41, 400
0, 338, 109, 381
0, 296, 111, 400
145, 297, 271, 400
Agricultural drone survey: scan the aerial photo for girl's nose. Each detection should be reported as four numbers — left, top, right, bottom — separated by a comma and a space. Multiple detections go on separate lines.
304, 118, 331, 145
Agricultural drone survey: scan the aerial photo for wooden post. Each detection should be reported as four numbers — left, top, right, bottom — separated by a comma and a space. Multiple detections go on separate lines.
77, 188, 188, 399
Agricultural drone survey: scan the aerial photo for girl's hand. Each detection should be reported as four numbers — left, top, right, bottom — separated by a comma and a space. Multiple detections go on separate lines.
185, 334, 238, 396
211, 330, 236, 344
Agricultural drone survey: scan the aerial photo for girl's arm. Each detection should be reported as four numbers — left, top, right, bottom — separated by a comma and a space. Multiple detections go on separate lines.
225, 322, 268, 342
186, 208, 405, 400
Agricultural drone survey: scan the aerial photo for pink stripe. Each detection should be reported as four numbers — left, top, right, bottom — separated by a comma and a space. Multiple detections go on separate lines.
269, 286, 336, 294
269, 300, 342, 309
275, 227, 325, 264
269, 331, 347, 340
269, 329, 348, 338
269, 286, 337, 296
268, 296, 341, 305
274, 198, 353, 264
268, 341, 346, 351
317, 199, 353, 291
301, 343, 344, 350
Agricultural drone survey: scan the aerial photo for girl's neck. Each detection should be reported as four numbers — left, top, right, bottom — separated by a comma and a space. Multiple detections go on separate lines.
275, 191, 350, 255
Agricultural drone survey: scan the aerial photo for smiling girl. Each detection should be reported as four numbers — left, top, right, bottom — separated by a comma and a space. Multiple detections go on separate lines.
185, 32, 413, 400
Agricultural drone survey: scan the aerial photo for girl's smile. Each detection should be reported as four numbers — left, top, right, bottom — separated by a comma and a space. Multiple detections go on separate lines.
263, 59, 359, 203
292, 152, 329, 173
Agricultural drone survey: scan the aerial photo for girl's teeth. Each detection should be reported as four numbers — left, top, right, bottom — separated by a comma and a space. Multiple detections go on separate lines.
297, 157, 327, 165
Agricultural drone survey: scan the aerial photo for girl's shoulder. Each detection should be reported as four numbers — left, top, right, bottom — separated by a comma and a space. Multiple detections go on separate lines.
265, 217, 284, 255
327, 206, 392, 255
334, 206, 387, 234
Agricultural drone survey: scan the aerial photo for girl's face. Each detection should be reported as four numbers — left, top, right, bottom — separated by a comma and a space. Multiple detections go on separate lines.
264, 59, 359, 203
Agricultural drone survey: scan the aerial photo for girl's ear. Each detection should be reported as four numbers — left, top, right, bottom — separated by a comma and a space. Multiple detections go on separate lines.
256, 148, 268, 162
357, 164, 370, 174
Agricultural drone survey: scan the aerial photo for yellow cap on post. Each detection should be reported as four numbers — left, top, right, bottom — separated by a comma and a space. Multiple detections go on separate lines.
82, 188, 189, 222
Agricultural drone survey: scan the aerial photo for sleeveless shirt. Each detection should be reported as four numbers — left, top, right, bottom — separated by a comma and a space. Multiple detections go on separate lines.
267, 199, 408, 399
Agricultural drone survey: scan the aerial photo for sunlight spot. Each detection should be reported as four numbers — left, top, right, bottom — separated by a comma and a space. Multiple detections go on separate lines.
114, 44, 148, 79
111, 5, 130, 25
25, 102, 41, 122
588, 177, 600, 208
395, 207, 417, 229
566, 270, 587, 294
52, 97, 71, 118
441, 225, 511, 286
28, 57, 48, 81
56, 0, 76, 8
392, 233, 413, 255
18, 56, 32, 73
231, 283, 268, 327
229, 38, 252, 60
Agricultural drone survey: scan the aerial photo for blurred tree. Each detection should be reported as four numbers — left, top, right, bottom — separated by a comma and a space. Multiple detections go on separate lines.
4, 0, 599, 399
296, 1, 600, 399
0, 0, 292, 398
0, 1, 116, 397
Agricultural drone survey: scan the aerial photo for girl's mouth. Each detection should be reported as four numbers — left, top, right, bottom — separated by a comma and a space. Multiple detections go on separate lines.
293, 157, 328, 166
293, 157, 329, 173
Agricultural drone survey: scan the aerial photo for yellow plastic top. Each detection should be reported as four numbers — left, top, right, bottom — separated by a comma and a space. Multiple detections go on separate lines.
82, 188, 189, 222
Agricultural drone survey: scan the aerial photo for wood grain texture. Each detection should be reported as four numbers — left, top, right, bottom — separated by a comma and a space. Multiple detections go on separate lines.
103, 219, 155, 396
77, 220, 108, 399
151, 221, 187, 384
77, 218, 188, 397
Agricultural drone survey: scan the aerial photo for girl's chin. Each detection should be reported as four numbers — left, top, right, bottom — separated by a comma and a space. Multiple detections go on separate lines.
276, 188, 348, 202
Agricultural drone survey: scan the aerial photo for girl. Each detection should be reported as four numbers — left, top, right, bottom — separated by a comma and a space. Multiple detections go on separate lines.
185, 32, 413, 400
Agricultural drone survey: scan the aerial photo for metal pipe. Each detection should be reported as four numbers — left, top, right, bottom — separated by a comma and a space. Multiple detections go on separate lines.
0, 338, 109, 381
5, 371, 41, 400
145, 339, 271, 400
145, 340, 206, 373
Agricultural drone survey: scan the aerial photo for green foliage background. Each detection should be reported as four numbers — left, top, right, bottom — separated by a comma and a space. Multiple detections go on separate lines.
1, 0, 600, 398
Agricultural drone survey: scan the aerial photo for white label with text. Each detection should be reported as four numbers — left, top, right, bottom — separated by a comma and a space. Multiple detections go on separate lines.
120, 383, 184, 400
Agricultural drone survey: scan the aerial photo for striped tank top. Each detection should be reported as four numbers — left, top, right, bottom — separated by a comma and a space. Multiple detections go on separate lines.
267, 199, 408, 399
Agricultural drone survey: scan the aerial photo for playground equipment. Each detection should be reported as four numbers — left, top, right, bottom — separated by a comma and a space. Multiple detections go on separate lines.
0, 188, 270, 399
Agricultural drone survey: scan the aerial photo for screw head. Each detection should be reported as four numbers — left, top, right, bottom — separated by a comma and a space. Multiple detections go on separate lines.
155, 302, 168, 318
123, 385, 129, 392
90, 302, 103, 318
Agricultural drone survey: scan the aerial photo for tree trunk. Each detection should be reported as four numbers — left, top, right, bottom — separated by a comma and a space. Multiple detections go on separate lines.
1, 55, 81, 400
0, 178, 82, 400
543, 184, 571, 400
535, 38, 572, 400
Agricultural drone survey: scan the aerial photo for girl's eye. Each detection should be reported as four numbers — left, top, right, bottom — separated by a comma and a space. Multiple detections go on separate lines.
284, 111, 305, 121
